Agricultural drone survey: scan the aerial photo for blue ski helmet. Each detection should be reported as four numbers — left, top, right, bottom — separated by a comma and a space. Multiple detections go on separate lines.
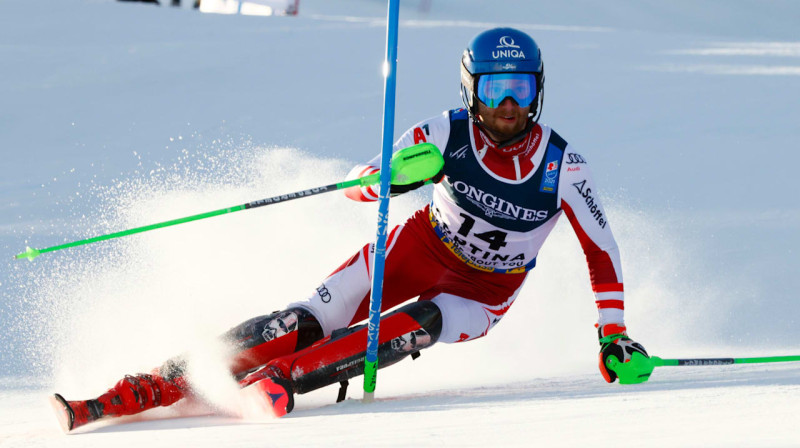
460, 27, 545, 120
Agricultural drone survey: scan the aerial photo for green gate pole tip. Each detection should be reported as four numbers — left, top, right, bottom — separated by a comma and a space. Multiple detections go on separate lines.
14, 246, 41, 261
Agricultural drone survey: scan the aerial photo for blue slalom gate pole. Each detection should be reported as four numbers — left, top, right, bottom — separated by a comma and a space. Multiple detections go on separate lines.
363, 0, 400, 402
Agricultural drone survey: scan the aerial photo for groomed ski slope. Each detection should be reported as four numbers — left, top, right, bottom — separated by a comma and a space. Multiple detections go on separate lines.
1, 1, 799, 446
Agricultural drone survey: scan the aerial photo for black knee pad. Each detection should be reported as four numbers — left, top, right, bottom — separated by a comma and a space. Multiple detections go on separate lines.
389, 300, 443, 344
225, 307, 323, 352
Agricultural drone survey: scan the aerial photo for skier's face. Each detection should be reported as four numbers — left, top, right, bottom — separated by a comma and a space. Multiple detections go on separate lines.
476, 97, 531, 142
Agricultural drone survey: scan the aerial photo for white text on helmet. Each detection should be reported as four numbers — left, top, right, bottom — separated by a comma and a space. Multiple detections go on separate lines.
492, 49, 526, 59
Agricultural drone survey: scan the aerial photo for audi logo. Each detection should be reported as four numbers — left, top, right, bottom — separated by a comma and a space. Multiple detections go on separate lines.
566, 153, 586, 164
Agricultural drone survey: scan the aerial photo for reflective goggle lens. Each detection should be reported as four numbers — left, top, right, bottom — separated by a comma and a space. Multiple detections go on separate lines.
476, 73, 537, 108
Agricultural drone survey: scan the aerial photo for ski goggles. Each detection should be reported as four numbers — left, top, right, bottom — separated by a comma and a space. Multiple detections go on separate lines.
476, 73, 537, 108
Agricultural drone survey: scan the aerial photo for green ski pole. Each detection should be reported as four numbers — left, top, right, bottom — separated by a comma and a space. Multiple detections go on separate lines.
606, 352, 800, 384
15, 142, 444, 261
651, 354, 800, 367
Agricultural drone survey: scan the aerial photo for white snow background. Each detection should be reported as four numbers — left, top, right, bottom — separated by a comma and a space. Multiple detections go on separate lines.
1, 0, 800, 446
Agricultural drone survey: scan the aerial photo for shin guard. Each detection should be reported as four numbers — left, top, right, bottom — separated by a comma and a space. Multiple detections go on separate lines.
259, 300, 442, 395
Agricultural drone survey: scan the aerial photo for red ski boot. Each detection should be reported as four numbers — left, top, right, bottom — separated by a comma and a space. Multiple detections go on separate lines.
49, 393, 100, 433
50, 372, 188, 432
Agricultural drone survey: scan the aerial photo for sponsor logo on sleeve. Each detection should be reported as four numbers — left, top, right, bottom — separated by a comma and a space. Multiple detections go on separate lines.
317, 284, 332, 303
572, 179, 608, 229
566, 153, 586, 164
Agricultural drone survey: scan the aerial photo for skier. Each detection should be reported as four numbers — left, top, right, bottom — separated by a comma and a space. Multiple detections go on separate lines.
51, 27, 649, 432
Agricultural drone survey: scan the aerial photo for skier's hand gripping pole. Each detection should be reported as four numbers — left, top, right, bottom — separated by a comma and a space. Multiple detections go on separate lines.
14, 142, 443, 261
604, 352, 656, 384
388, 143, 445, 196
597, 323, 652, 384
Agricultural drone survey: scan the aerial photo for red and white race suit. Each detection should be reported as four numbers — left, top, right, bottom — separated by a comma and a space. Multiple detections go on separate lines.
291, 108, 625, 343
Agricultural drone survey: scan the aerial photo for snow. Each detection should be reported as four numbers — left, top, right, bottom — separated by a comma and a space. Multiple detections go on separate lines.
1, 0, 800, 446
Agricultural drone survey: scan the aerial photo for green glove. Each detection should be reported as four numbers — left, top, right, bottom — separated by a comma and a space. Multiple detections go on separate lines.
597, 323, 652, 384
388, 143, 445, 196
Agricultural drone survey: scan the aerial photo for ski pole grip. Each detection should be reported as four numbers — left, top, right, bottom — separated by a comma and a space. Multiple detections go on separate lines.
606, 352, 655, 384
390, 143, 444, 186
